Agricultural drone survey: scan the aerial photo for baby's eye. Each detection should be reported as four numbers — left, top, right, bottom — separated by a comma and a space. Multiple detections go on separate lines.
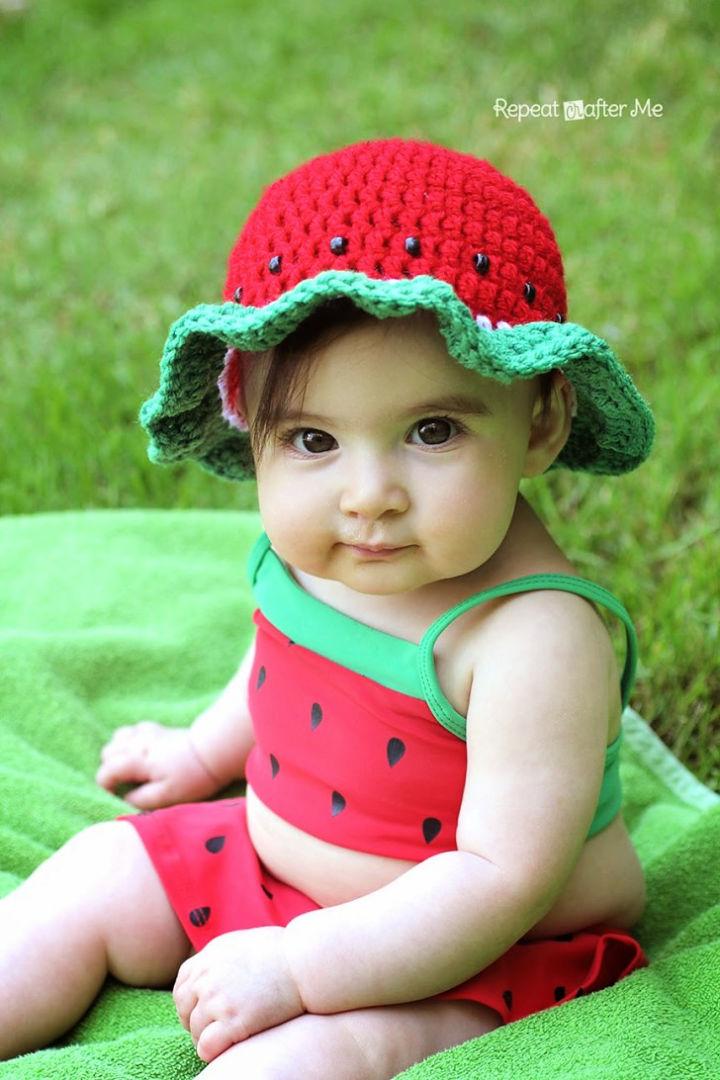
408, 416, 461, 446
288, 428, 338, 454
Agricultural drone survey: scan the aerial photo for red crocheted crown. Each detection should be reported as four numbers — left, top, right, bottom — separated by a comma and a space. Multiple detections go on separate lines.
140, 138, 655, 479
222, 138, 567, 329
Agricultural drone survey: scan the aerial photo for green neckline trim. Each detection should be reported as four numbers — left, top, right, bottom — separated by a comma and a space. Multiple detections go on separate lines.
247, 533, 637, 746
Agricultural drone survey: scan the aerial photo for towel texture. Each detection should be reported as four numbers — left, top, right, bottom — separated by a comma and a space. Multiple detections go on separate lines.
0, 509, 717, 1079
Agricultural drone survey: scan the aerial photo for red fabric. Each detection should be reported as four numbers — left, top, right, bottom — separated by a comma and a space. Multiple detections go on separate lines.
120, 797, 647, 1025
221, 138, 567, 327
245, 609, 469, 861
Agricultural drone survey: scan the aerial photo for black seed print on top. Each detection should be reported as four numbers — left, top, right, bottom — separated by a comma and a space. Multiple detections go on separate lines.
422, 818, 442, 844
310, 703, 323, 730
387, 738, 406, 767
256, 666, 266, 689
261, 883, 274, 900
270, 754, 280, 778
189, 906, 211, 927
205, 836, 226, 853
502, 989, 513, 1011
554, 985, 566, 1002
331, 791, 346, 816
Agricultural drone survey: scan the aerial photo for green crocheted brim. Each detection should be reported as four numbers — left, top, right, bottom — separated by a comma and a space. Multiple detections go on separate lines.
139, 271, 654, 479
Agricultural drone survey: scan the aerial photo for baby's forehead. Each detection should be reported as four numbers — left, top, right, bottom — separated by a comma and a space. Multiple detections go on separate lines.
241, 308, 535, 437
304, 314, 494, 388
293, 333, 524, 418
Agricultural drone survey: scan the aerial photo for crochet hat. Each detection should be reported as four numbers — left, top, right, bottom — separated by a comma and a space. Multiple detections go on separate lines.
140, 137, 654, 479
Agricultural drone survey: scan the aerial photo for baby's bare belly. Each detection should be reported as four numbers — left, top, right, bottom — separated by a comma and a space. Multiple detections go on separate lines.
245, 783, 646, 937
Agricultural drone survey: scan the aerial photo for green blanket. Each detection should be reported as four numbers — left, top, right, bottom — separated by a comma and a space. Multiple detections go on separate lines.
1, 510, 718, 1079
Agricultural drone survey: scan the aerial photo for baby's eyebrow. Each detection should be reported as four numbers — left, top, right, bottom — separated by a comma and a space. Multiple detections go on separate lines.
400, 394, 492, 418
277, 395, 491, 426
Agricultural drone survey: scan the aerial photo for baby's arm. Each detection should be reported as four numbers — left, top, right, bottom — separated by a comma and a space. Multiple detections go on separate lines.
283, 590, 613, 1012
96, 636, 257, 807
187, 636, 257, 788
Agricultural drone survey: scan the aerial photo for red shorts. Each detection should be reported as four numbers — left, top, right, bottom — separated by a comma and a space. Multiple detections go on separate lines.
120, 797, 648, 1025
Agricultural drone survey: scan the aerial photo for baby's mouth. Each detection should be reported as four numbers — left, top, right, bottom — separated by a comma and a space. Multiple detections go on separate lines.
345, 543, 410, 558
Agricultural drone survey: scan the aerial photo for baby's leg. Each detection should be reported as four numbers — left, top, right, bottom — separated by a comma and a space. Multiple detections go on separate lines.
202, 999, 500, 1080
0, 820, 192, 1060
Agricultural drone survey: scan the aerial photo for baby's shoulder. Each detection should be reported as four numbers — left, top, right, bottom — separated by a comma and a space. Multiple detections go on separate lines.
432, 534, 621, 721
439, 562, 615, 662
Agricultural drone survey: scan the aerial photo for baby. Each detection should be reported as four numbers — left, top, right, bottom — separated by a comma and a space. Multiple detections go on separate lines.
0, 138, 654, 1078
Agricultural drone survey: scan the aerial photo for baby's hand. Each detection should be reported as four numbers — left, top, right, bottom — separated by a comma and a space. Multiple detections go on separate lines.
173, 927, 305, 1062
96, 721, 222, 809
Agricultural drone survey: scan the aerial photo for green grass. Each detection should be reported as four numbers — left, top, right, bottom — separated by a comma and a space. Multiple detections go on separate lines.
1, 0, 718, 787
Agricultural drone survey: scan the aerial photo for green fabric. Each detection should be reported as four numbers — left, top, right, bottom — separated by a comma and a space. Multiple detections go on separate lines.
1, 509, 717, 1080
250, 531, 627, 839
139, 270, 655, 480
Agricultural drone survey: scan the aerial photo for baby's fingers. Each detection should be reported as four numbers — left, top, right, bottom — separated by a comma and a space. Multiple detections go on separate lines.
196, 1019, 235, 1063
95, 748, 152, 793
122, 779, 172, 810
99, 720, 161, 756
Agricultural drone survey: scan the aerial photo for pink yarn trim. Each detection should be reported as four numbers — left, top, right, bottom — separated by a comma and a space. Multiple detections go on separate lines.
556, 371, 578, 417
218, 348, 249, 431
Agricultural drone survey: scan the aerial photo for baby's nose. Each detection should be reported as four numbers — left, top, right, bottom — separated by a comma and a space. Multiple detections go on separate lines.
338, 453, 409, 519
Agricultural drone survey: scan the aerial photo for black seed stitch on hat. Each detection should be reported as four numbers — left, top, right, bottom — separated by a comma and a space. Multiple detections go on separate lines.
555, 313, 565, 323
554, 985, 566, 1001
261, 883, 274, 900
330, 236, 348, 255
233, 286, 243, 302
404, 237, 421, 256
473, 253, 490, 274
523, 281, 536, 303
502, 989, 513, 1011
310, 703, 323, 730
269, 255, 282, 273
387, 738, 406, 767
331, 791, 346, 816
422, 817, 442, 844
554, 932, 574, 941
270, 754, 280, 778
256, 666, 266, 689
205, 836, 226, 854
189, 906, 211, 928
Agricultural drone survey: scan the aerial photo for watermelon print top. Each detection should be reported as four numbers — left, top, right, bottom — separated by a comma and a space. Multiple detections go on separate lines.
244, 532, 638, 862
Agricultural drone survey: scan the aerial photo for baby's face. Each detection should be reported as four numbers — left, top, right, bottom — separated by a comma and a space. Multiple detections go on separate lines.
244, 312, 543, 596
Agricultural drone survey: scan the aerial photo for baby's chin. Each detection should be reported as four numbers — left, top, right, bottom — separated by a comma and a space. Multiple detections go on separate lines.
320, 551, 456, 598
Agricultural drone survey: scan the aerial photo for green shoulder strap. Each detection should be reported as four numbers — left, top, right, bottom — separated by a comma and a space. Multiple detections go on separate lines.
417, 574, 639, 739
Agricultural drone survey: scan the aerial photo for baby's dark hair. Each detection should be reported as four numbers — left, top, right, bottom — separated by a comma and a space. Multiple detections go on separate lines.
246, 298, 554, 461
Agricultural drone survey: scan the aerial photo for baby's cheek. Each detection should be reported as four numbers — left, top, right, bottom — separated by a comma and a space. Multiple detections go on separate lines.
259, 482, 328, 568
429, 478, 515, 564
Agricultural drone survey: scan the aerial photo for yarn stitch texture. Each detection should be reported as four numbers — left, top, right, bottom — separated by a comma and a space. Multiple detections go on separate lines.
140, 138, 654, 479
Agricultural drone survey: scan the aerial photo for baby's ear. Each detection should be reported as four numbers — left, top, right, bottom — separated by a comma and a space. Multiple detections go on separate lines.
522, 371, 574, 477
